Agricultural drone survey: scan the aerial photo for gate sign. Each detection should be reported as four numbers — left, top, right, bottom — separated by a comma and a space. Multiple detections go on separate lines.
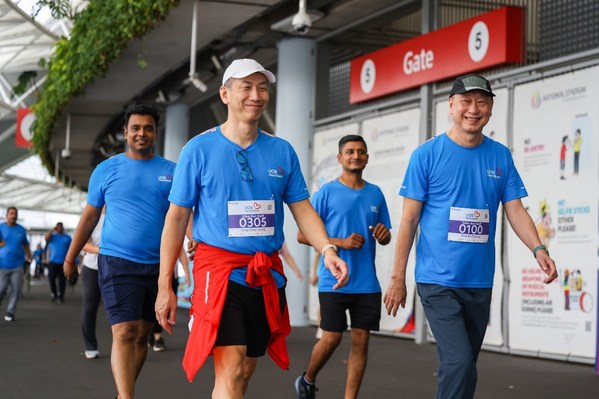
16, 108, 35, 147
350, 6, 524, 103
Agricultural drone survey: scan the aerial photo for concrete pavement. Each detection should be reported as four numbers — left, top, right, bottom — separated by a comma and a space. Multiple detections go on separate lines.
0, 280, 597, 398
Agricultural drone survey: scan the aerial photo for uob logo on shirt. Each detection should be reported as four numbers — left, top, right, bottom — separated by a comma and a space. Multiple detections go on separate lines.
158, 174, 173, 182
268, 166, 285, 178
486, 167, 502, 180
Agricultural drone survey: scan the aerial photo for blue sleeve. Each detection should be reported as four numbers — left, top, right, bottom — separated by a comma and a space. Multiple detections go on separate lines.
169, 143, 199, 208
378, 190, 392, 229
283, 147, 309, 204
399, 148, 428, 201
22, 227, 29, 246
311, 186, 327, 220
502, 152, 528, 203
87, 163, 106, 208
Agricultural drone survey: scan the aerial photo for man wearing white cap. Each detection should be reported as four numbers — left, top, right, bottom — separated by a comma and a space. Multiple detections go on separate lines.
155, 58, 349, 398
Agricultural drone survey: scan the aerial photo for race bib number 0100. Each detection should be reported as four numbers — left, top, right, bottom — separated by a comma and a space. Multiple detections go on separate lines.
228, 200, 275, 237
448, 207, 489, 243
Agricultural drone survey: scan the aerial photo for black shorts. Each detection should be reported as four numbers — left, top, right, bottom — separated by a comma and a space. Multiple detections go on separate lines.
319, 292, 382, 332
215, 281, 286, 357
98, 254, 158, 325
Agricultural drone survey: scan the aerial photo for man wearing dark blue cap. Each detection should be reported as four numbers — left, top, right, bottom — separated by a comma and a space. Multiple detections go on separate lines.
384, 74, 558, 399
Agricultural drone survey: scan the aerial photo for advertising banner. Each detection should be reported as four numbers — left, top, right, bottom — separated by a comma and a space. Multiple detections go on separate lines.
434, 87, 509, 346
361, 108, 421, 334
509, 67, 598, 359
350, 7, 524, 103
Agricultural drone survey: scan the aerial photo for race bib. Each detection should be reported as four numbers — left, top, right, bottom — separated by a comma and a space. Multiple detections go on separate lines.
448, 207, 489, 243
227, 200, 275, 237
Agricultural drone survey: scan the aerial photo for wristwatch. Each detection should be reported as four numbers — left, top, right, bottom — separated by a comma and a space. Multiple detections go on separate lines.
532, 244, 548, 259
321, 243, 338, 257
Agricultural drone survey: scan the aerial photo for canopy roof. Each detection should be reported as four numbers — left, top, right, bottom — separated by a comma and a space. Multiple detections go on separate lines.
0, 1, 88, 215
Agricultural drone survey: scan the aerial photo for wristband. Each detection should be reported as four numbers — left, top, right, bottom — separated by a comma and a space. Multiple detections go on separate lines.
532, 244, 548, 259
64, 258, 75, 264
321, 243, 338, 257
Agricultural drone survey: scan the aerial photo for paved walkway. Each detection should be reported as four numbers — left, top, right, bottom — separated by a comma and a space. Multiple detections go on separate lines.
1, 280, 597, 398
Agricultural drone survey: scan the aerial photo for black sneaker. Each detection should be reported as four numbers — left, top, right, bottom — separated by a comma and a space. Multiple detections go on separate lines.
148, 334, 154, 348
4, 313, 14, 322
153, 337, 166, 352
295, 374, 317, 399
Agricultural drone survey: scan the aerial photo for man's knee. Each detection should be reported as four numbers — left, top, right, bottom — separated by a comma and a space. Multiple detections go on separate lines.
321, 331, 343, 348
112, 322, 141, 343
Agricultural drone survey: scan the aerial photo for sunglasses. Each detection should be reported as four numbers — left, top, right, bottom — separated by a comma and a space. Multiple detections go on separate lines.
236, 149, 253, 181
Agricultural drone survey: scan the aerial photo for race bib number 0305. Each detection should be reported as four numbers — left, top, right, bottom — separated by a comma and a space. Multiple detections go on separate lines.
228, 200, 275, 237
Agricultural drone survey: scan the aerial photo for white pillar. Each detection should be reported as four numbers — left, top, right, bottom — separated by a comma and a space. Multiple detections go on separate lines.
275, 37, 317, 326
163, 103, 189, 162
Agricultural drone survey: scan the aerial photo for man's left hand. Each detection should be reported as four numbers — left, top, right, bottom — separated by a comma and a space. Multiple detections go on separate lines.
63, 260, 77, 280
323, 252, 349, 289
536, 250, 558, 284
155, 285, 177, 334
369, 223, 391, 245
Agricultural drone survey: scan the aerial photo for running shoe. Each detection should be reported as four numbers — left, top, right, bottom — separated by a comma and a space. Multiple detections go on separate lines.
295, 374, 318, 399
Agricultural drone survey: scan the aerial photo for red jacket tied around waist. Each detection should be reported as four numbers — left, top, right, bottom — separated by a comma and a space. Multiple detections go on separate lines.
182, 243, 290, 382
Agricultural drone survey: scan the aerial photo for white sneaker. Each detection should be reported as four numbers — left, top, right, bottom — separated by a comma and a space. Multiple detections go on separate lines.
315, 328, 323, 339
85, 350, 100, 359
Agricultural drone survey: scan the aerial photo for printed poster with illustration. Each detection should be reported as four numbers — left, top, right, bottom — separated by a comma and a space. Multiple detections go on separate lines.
433, 88, 508, 347
509, 67, 598, 359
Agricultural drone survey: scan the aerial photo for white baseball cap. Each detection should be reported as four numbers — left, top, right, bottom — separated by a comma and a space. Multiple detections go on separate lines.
221, 58, 276, 85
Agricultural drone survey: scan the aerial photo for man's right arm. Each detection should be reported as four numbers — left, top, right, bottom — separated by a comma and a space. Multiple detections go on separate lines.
63, 205, 102, 278
155, 203, 192, 333
44, 228, 53, 243
384, 197, 422, 317
298, 230, 365, 250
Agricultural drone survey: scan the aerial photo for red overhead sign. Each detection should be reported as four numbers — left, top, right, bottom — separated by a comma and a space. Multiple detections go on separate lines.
16, 108, 34, 147
350, 6, 525, 103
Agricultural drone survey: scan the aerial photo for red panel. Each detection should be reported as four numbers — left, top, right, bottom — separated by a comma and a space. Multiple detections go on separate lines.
16, 108, 34, 148
350, 7, 525, 103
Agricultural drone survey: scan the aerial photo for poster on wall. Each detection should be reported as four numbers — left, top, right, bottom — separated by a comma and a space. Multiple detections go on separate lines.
308, 124, 360, 323
433, 88, 508, 347
509, 67, 598, 359
361, 108, 421, 334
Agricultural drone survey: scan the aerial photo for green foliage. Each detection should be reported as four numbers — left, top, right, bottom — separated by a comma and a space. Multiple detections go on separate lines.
12, 71, 38, 98
33, 0, 74, 20
32, 0, 179, 173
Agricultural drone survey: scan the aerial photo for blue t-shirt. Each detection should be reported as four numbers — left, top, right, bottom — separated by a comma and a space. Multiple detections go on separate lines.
87, 153, 176, 264
47, 233, 71, 264
0, 223, 29, 269
313, 179, 391, 293
400, 133, 527, 288
34, 248, 43, 264
169, 127, 309, 286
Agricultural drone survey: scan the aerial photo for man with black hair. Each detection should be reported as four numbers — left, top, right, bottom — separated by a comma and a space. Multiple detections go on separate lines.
0, 207, 32, 321
295, 135, 391, 399
64, 104, 176, 398
45, 222, 71, 303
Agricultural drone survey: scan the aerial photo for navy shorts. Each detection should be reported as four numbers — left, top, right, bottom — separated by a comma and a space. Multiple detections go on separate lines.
319, 291, 382, 332
98, 254, 159, 325
215, 281, 286, 357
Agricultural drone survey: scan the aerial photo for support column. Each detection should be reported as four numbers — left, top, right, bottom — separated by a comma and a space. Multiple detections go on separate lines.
414, 0, 438, 345
163, 103, 190, 162
275, 37, 317, 326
